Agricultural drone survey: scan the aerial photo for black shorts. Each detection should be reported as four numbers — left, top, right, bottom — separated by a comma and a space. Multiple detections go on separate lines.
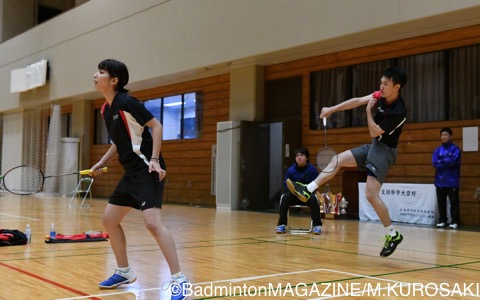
109, 168, 164, 211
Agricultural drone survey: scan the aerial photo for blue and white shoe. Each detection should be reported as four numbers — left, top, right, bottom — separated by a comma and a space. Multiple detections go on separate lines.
98, 268, 137, 289
276, 224, 286, 234
168, 275, 190, 300
313, 226, 322, 235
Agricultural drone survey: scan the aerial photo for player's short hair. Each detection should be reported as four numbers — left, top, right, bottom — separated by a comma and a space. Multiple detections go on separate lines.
440, 127, 453, 136
383, 67, 407, 89
98, 59, 129, 93
294, 147, 310, 160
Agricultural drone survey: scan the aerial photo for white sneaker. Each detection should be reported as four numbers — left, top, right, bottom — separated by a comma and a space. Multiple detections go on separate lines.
436, 222, 446, 228
449, 223, 458, 229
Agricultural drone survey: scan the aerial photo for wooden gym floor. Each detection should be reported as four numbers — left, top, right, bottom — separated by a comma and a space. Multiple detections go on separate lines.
1, 193, 479, 299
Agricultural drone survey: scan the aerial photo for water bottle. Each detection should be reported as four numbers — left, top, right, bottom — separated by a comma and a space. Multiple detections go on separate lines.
25, 224, 32, 243
50, 223, 56, 239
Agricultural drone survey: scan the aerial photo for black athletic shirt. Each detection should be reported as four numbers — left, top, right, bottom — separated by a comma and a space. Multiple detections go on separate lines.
101, 92, 165, 171
374, 96, 407, 148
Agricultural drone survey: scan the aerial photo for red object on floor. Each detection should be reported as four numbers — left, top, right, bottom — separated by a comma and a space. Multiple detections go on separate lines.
45, 232, 109, 243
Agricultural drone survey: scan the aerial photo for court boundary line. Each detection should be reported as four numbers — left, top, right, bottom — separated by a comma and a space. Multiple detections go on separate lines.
0, 261, 101, 300
0, 212, 39, 221
53, 267, 473, 300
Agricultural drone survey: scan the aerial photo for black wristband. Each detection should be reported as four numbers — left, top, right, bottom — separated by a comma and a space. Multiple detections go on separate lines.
150, 157, 159, 162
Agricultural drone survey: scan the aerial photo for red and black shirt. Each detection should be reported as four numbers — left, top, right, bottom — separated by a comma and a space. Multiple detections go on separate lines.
101, 92, 165, 171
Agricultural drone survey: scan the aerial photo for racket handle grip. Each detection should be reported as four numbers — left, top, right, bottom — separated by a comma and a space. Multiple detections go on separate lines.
79, 167, 108, 175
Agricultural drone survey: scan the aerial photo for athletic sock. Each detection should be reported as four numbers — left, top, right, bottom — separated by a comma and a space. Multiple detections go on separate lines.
172, 272, 185, 280
307, 182, 319, 193
117, 267, 130, 273
385, 225, 396, 237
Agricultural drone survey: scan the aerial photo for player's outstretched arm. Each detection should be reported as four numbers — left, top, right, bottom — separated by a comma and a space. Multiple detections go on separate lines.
320, 94, 371, 119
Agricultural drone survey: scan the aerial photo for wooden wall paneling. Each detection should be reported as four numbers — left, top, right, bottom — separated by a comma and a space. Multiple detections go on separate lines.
265, 24, 480, 80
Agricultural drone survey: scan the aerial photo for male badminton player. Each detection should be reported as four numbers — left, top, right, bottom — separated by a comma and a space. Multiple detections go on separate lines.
90, 59, 188, 300
287, 67, 407, 257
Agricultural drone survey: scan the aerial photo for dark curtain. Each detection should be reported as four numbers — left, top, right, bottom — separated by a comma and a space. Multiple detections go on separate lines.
310, 67, 348, 129
309, 43, 480, 128
398, 51, 446, 122
351, 60, 393, 126
449, 44, 480, 120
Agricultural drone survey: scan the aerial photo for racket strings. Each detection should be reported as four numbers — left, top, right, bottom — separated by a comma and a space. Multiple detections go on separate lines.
317, 148, 338, 173
3, 166, 44, 195
317, 118, 338, 173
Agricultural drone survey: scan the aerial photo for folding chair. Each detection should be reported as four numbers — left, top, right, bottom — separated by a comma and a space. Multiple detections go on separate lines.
69, 177, 94, 208
286, 195, 321, 234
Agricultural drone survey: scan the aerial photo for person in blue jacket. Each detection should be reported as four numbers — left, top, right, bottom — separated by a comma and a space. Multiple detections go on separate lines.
432, 127, 461, 229
276, 147, 323, 235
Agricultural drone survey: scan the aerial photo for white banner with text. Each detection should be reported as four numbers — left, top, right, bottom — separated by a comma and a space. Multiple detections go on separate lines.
358, 183, 438, 226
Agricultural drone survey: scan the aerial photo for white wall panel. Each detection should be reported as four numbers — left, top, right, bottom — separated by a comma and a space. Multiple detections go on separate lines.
0, 0, 479, 112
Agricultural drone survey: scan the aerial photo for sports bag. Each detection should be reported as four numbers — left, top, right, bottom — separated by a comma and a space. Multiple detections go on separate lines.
0, 229, 28, 246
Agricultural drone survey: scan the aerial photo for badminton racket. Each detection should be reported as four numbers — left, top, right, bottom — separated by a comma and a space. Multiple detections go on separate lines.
1, 165, 107, 195
316, 117, 338, 173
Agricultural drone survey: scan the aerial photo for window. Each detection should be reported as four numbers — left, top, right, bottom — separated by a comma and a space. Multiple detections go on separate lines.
144, 92, 202, 140
163, 95, 182, 140
310, 44, 480, 129
144, 98, 161, 124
